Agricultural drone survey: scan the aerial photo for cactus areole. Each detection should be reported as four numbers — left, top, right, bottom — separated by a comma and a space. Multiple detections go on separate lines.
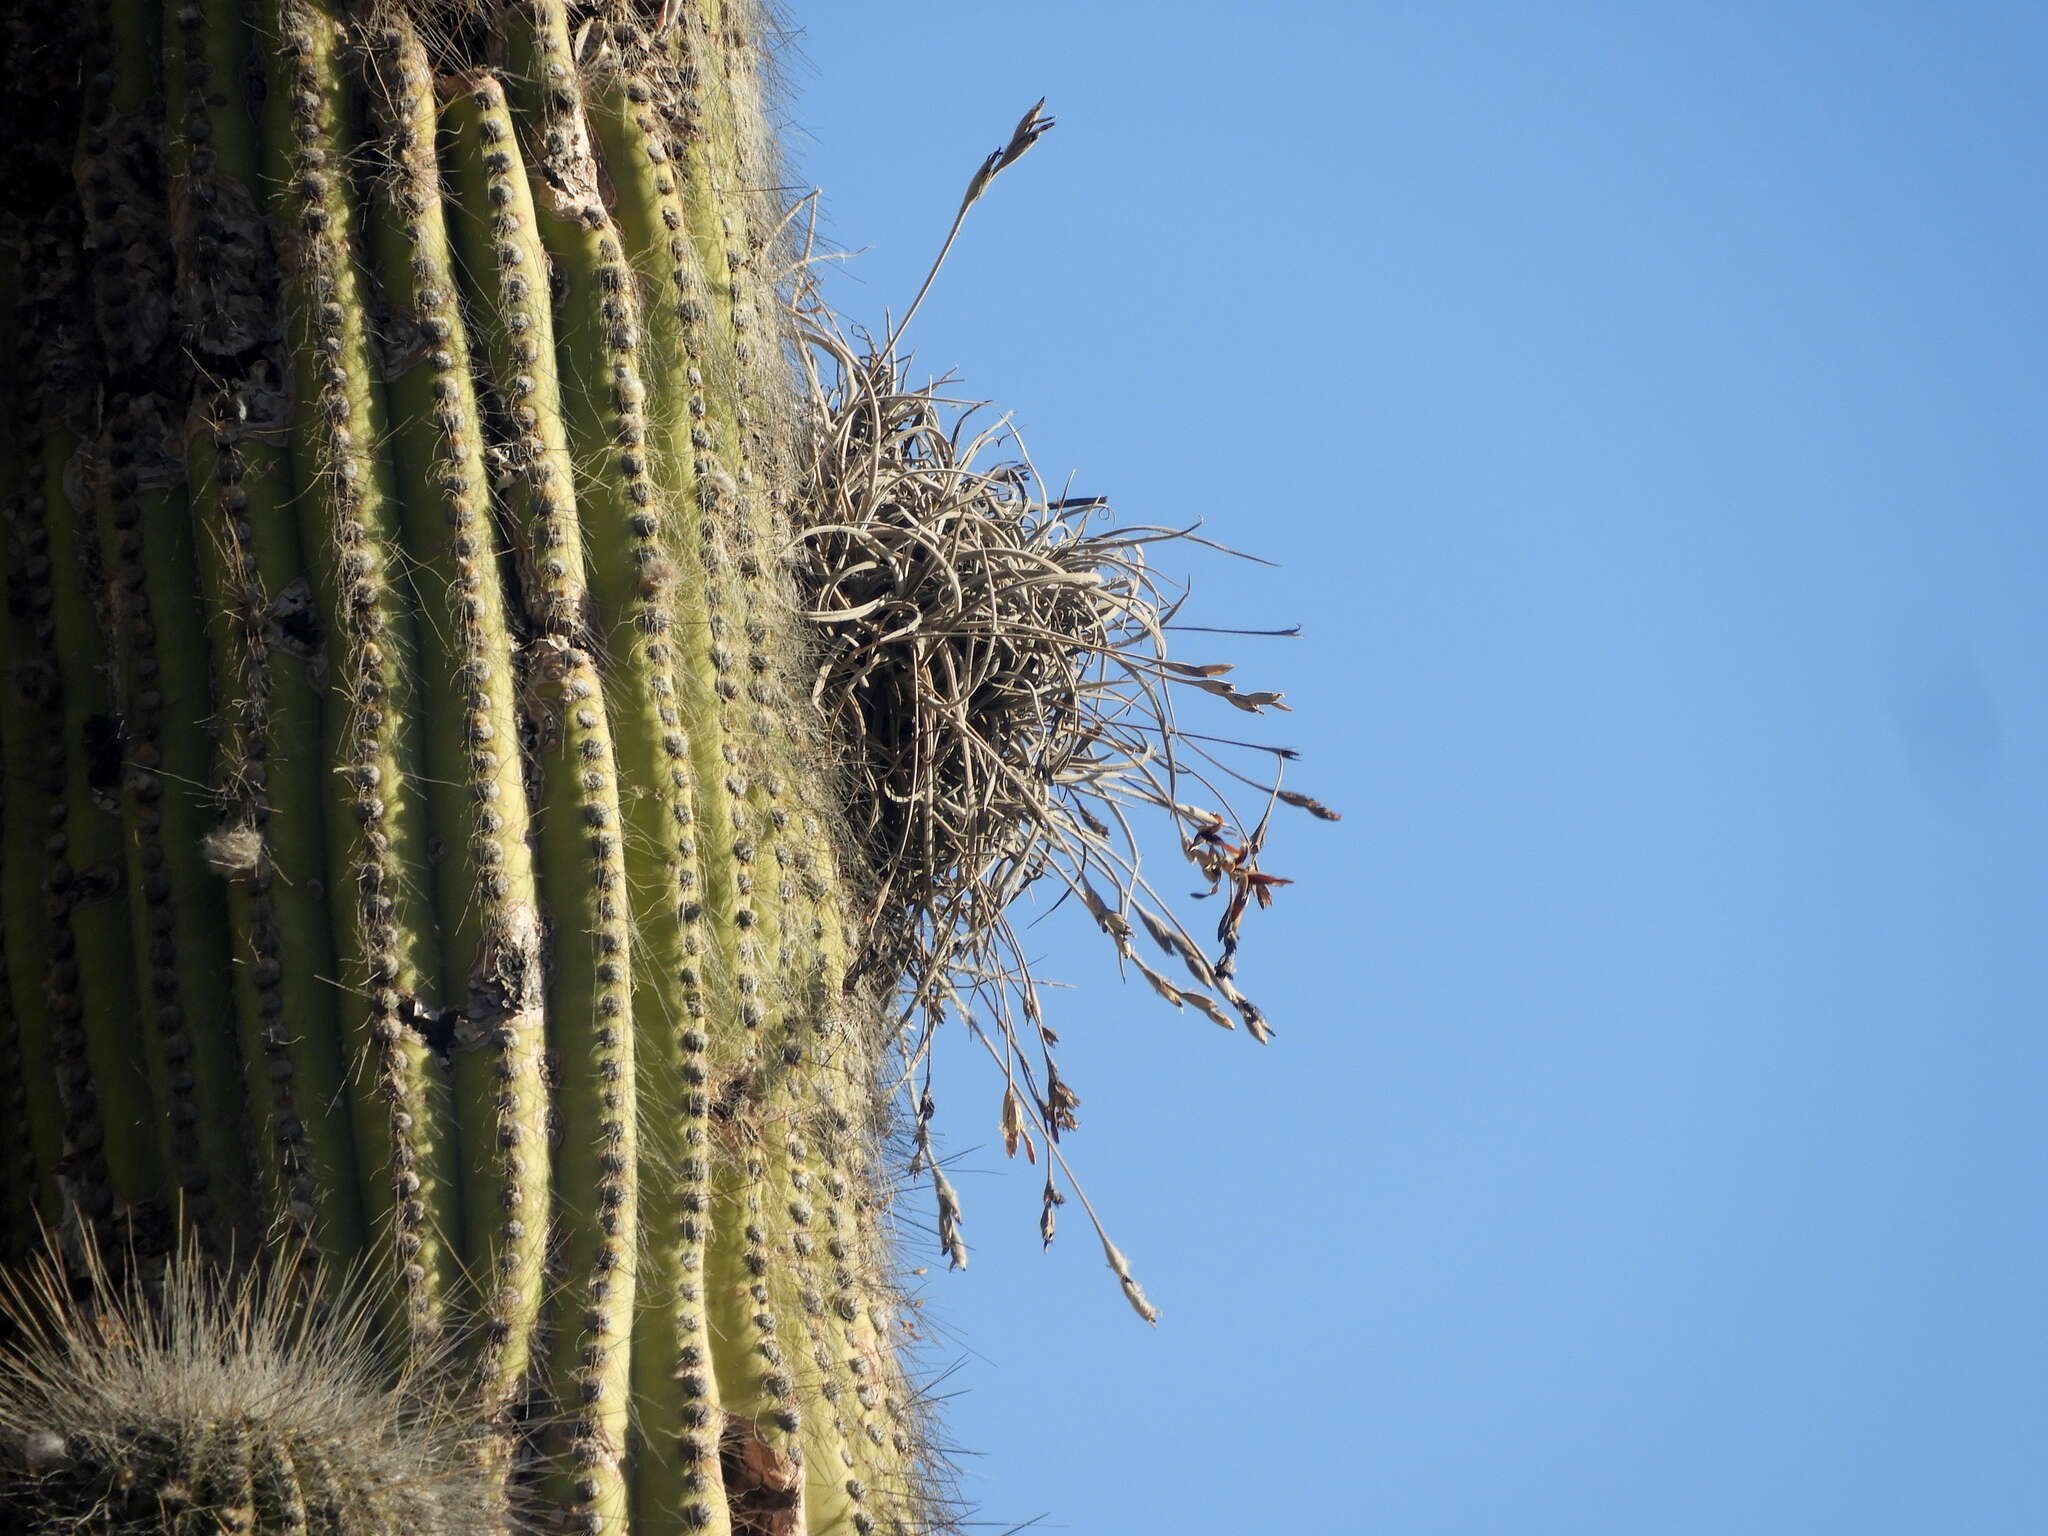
0, 0, 948, 1529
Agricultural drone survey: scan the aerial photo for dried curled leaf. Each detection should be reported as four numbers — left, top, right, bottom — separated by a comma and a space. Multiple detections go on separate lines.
1000, 1087, 1036, 1164
1039, 1174, 1065, 1247
932, 1168, 969, 1271
1279, 788, 1343, 821
1098, 1235, 1160, 1326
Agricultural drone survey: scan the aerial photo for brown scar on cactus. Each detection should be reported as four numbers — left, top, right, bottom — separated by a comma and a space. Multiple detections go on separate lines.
719, 1414, 803, 1536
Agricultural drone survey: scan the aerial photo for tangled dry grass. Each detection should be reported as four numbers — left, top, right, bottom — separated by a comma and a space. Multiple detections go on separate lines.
788, 116, 1337, 1304
794, 330, 1335, 1029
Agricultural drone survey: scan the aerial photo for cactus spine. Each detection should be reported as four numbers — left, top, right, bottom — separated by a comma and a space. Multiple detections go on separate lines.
0, 2, 932, 1531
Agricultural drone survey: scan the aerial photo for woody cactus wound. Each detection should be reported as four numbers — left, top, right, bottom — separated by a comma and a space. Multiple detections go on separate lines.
0, 1, 1325, 1533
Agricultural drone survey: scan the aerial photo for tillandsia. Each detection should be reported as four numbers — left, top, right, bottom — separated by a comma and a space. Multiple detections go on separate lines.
792, 307, 1340, 1296
0, 1, 1328, 1533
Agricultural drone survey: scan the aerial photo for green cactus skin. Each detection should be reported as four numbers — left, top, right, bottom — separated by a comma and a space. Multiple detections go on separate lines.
360, 15, 554, 1404
92, 415, 254, 1253
0, 246, 67, 1256
0, 2, 936, 1531
263, 1, 464, 1345
169, 0, 370, 1269
526, 637, 639, 1532
40, 424, 161, 1215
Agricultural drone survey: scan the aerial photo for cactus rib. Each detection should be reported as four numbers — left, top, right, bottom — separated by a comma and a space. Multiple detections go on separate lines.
262, 0, 460, 1334
170, 0, 364, 1267
528, 639, 638, 1531
359, 14, 550, 1403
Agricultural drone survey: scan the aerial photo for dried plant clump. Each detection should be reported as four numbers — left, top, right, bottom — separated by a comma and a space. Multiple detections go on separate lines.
773, 101, 1336, 1308
0, 1235, 509, 1535
792, 296, 1336, 1303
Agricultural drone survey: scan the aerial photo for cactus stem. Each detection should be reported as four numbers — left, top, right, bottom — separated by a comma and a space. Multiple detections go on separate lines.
39, 422, 159, 1217
360, 14, 550, 1406
185, 407, 366, 1266
0, 7, 1205, 1532
0, 241, 67, 1247
442, 75, 594, 643
167, 0, 364, 1275
262, 0, 460, 1338
93, 400, 252, 1252
528, 639, 638, 1531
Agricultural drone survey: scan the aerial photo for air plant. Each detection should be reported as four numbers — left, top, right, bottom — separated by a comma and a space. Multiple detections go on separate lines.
786, 107, 1337, 1309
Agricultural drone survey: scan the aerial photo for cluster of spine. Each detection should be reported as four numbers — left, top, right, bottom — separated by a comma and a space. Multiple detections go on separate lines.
0, 2, 936, 1532
0, 1239, 507, 1536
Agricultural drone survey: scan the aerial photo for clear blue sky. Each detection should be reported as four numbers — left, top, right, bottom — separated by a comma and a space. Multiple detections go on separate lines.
785, 5, 2047, 1532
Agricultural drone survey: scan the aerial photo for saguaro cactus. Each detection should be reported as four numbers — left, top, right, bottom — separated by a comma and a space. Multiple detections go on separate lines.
2, 2, 1326, 1532
0, 2, 936, 1531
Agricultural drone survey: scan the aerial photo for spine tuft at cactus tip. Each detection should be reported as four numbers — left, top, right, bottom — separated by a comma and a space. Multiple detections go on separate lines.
0, 1234, 508, 1535
0, 1, 1328, 1532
